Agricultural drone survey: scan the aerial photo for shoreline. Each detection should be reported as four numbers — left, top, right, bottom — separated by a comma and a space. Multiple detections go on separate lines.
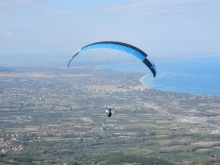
139, 74, 149, 89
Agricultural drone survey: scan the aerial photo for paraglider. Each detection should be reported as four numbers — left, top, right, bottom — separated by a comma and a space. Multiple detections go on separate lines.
68, 41, 157, 117
106, 106, 114, 117
68, 41, 156, 77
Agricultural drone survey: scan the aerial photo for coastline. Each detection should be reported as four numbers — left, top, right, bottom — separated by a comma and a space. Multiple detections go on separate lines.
139, 74, 149, 89
98, 56, 220, 96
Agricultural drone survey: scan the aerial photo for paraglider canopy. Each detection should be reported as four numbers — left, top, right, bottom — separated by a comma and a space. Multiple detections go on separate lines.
68, 41, 156, 77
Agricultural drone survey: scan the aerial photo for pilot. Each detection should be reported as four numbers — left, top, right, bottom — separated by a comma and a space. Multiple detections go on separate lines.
106, 106, 114, 117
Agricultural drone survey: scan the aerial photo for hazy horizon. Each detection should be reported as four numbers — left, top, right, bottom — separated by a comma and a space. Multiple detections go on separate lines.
1, 0, 220, 58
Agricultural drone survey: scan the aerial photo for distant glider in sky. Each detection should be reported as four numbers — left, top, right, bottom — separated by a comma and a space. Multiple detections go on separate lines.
68, 41, 157, 77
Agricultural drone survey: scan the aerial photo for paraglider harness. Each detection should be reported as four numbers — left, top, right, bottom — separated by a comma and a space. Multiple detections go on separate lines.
106, 106, 114, 117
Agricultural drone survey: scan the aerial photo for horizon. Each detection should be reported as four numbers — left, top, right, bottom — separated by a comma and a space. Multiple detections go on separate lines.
1, 0, 220, 57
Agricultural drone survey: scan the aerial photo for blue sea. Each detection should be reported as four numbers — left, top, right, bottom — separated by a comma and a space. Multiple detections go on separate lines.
100, 56, 220, 96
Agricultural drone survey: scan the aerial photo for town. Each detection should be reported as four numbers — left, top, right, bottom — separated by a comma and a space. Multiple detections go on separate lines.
0, 66, 220, 165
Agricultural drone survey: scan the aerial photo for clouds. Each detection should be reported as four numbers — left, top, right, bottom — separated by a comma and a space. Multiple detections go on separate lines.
45, 11, 73, 18
0, 0, 39, 17
103, 0, 220, 17
5, 32, 14, 36
0, 1, 219, 55
0, 0, 37, 8
0, 0, 74, 18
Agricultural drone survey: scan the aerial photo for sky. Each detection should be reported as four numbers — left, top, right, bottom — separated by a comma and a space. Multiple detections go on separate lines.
1, 0, 220, 57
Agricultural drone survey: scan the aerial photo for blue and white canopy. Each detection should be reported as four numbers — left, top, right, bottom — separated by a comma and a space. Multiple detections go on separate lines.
68, 41, 156, 77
